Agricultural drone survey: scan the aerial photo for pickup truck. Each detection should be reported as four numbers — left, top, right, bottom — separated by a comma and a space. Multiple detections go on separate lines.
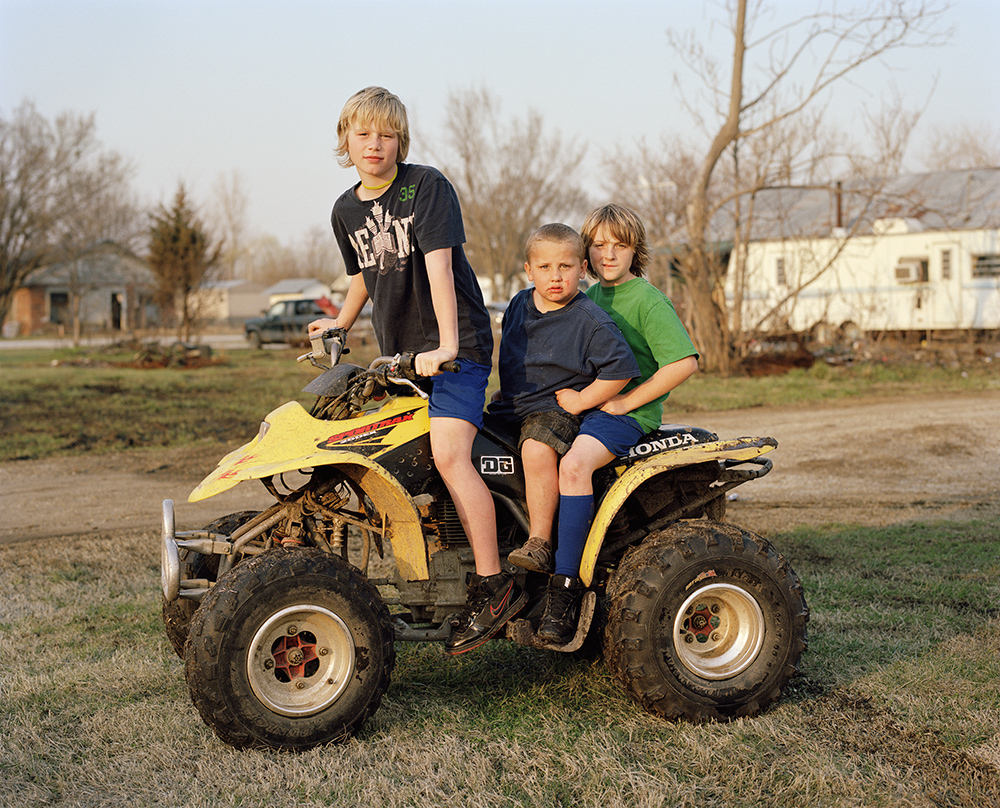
245, 298, 338, 348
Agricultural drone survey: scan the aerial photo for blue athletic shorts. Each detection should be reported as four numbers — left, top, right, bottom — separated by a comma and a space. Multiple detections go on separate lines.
428, 359, 490, 428
579, 410, 645, 457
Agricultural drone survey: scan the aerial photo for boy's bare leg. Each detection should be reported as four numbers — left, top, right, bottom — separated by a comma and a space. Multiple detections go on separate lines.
558, 434, 614, 497
520, 438, 559, 542
430, 417, 500, 576
435, 416, 527, 655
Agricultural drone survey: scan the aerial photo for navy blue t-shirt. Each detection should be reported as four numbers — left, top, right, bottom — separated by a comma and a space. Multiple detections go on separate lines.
331, 163, 493, 367
488, 289, 639, 420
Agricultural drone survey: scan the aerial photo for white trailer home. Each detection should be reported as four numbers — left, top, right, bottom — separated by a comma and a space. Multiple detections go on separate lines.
730, 169, 1000, 339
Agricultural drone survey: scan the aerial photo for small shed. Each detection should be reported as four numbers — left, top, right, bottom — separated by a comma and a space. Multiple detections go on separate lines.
265, 278, 333, 305
195, 279, 269, 325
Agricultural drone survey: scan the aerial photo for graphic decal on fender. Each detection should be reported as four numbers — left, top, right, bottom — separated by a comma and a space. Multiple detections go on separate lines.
480, 456, 515, 475
628, 432, 698, 459
318, 412, 416, 453
218, 453, 260, 479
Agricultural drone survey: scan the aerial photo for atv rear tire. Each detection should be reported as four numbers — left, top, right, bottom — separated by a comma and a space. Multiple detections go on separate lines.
161, 510, 260, 657
184, 548, 395, 750
604, 520, 807, 722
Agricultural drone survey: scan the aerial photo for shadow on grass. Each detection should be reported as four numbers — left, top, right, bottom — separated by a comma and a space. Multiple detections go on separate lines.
380, 517, 1000, 740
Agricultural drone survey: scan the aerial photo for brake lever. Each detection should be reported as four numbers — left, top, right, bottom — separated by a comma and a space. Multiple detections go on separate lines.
298, 328, 349, 368
385, 374, 429, 399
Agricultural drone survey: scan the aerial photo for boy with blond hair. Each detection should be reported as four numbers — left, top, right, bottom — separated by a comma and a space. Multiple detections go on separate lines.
308, 86, 518, 655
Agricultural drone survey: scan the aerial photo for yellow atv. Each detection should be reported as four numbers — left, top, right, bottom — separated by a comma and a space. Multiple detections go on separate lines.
161, 329, 808, 751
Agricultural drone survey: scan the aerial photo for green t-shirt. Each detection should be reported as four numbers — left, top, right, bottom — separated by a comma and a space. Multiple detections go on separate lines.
585, 277, 698, 433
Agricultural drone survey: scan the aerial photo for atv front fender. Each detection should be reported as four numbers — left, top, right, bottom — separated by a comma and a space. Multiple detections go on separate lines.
579, 436, 777, 587
188, 400, 431, 581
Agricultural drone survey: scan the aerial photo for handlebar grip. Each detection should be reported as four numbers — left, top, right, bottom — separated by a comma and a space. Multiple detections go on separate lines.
440, 361, 461, 374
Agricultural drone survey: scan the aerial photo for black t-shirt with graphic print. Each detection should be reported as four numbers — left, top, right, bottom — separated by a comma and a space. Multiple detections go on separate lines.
331, 163, 493, 367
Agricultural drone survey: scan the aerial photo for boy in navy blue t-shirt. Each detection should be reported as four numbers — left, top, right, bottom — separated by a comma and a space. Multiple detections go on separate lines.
488, 223, 638, 634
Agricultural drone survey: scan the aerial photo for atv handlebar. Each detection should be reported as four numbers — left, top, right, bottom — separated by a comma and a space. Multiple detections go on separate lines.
396, 352, 461, 376
300, 327, 460, 378
299, 327, 349, 367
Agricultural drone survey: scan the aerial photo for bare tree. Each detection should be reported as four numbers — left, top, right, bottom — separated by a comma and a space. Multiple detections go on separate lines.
728, 98, 923, 352
600, 139, 700, 299
668, 0, 949, 373
50, 151, 144, 344
211, 169, 250, 281
0, 101, 137, 332
147, 185, 220, 341
920, 121, 1000, 171
437, 88, 590, 301
240, 227, 344, 288
298, 226, 346, 288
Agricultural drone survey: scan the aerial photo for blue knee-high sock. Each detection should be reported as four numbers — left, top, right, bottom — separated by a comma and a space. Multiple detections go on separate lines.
553, 494, 595, 578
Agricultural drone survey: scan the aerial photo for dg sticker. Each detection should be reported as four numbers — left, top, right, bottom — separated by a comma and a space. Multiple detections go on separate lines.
480, 456, 515, 475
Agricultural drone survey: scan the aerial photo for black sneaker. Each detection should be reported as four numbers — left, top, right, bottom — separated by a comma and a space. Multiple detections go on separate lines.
537, 574, 584, 645
445, 572, 527, 655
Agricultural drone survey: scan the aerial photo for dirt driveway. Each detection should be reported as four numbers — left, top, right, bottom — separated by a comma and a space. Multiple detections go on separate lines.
1, 391, 998, 544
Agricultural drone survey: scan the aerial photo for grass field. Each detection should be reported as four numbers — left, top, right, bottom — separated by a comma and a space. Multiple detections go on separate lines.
2, 521, 998, 807
1, 343, 999, 806
1, 341, 997, 462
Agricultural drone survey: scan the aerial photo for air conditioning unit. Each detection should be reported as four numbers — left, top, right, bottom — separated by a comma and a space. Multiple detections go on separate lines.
894, 258, 927, 284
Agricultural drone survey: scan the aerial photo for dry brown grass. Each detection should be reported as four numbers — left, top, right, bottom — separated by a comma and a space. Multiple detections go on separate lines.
2, 523, 999, 808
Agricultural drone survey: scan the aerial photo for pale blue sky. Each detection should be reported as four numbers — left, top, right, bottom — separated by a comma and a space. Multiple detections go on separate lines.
2, 0, 997, 244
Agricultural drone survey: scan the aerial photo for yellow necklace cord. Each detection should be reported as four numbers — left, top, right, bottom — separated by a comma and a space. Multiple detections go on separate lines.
361, 166, 398, 191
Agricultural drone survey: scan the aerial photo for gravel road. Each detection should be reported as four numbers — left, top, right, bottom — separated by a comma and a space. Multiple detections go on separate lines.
2, 391, 997, 545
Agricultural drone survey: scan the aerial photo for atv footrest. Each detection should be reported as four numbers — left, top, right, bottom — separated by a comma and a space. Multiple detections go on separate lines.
506, 591, 596, 652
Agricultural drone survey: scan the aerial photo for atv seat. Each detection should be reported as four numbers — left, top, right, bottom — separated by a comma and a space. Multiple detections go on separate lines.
482, 413, 719, 466
480, 410, 522, 454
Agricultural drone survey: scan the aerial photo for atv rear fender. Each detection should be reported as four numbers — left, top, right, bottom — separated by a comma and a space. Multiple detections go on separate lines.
579, 436, 777, 586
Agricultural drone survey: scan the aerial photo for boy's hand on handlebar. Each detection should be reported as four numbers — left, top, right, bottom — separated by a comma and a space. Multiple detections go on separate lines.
415, 347, 458, 377
308, 317, 339, 336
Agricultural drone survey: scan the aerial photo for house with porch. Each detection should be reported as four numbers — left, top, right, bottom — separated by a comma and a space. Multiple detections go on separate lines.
7, 242, 157, 337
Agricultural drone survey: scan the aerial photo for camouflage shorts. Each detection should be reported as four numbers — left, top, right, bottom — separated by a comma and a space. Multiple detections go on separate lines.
518, 410, 582, 456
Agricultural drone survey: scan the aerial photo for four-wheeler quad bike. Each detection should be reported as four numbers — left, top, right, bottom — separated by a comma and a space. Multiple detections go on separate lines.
160, 328, 808, 751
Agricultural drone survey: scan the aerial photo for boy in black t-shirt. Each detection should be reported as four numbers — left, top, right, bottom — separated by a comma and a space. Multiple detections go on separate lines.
309, 87, 520, 655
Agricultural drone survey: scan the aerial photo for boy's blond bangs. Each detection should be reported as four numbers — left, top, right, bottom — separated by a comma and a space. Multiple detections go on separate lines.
581, 204, 650, 278
336, 87, 410, 168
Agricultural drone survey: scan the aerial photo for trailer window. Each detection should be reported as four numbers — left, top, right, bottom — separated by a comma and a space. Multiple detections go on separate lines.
972, 255, 1000, 278
941, 249, 952, 280
775, 256, 786, 286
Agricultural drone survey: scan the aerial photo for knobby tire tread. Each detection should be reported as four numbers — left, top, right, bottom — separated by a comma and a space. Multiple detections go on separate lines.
184, 547, 395, 750
604, 520, 808, 723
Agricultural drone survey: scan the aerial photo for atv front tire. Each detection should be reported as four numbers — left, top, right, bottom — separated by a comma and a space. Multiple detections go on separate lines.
184, 548, 395, 750
604, 520, 807, 722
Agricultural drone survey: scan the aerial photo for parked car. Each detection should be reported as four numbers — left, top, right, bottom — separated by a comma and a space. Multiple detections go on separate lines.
245, 298, 338, 348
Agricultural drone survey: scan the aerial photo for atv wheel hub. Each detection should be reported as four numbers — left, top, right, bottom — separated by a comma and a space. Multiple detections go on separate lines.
248, 604, 355, 717
674, 582, 765, 680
